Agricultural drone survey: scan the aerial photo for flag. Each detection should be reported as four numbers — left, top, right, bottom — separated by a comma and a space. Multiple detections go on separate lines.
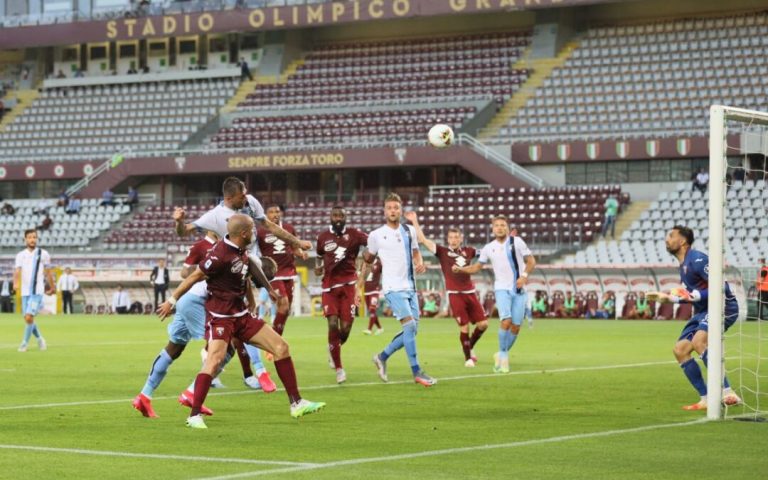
586, 142, 600, 160
676, 138, 691, 156
557, 144, 571, 161
646, 140, 660, 157
615, 141, 630, 159
528, 145, 542, 162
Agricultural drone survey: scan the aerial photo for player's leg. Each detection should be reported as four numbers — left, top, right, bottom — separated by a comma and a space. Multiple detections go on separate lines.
674, 317, 707, 410
450, 293, 473, 363
493, 290, 514, 372
186, 337, 229, 428
133, 339, 186, 418
271, 280, 292, 336
398, 291, 434, 385
246, 320, 325, 417
236, 338, 277, 392
19, 295, 45, 352
692, 310, 741, 406
374, 291, 421, 384
467, 294, 488, 362
364, 294, 379, 334
323, 290, 343, 371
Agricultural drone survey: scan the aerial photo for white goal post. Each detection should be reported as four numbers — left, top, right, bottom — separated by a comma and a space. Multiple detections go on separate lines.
707, 105, 768, 420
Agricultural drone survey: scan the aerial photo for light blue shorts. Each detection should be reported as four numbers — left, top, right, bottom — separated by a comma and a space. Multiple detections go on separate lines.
22, 295, 43, 316
495, 289, 527, 325
385, 290, 420, 322
167, 293, 206, 345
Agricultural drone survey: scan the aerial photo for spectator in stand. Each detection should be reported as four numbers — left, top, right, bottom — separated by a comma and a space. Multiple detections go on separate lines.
127, 67, 138, 75
33, 199, 51, 215
601, 195, 619, 239
586, 292, 615, 319
1, 202, 15, 215
239, 57, 253, 81
421, 294, 440, 318
65, 196, 81, 214
74, 69, 84, 78
532, 291, 547, 318
100, 188, 116, 207
733, 166, 746, 183
628, 292, 653, 319
125, 186, 139, 210
112, 285, 131, 314
37, 215, 53, 231
758, 257, 768, 321
557, 291, 577, 318
56, 69, 66, 79
56, 189, 69, 207
692, 167, 709, 194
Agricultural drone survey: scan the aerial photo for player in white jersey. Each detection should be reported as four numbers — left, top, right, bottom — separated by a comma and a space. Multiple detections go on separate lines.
14, 229, 55, 352
455, 215, 536, 373
363, 193, 436, 387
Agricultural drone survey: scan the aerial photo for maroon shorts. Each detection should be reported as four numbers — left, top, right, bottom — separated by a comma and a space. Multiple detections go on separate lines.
449, 292, 487, 326
271, 278, 294, 305
365, 293, 379, 316
206, 312, 265, 344
322, 284, 357, 324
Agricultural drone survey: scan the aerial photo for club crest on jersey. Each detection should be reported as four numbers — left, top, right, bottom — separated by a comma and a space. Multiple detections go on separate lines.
231, 259, 244, 273
265, 235, 278, 244
324, 242, 338, 252
216, 327, 225, 337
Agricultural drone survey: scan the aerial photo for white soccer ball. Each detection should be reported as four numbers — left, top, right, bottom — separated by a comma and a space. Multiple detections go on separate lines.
428, 124, 455, 149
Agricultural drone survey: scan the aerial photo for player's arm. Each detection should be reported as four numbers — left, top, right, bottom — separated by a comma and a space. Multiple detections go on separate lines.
455, 261, 483, 274
516, 254, 537, 289
13, 266, 21, 292
173, 207, 198, 237
413, 247, 426, 274
180, 264, 195, 279
258, 217, 311, 251
403, 211, 436, 254
363, 233, 377, 265
44, 267, 56, 295
157, 268, 206, 320
245, 279, 256, 313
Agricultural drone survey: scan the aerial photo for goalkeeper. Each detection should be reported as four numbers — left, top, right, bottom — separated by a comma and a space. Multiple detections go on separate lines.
647, 226, 741, 411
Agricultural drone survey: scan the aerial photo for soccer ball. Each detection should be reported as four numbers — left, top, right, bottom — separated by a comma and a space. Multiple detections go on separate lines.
428, 124, 454, 148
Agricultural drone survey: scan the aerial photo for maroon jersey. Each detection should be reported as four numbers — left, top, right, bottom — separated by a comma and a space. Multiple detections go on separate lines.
316, 227, 368, 290
256, 223, 297, 280
364, 257, 382, 294
184, 236, 216, 267
435, 245, 477, 292
198, 238, 250, 316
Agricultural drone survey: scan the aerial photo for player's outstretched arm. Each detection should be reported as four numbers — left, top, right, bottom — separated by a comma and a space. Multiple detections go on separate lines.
157, 268, 206, 320
173, 207, 197, 237
260, 218, 311, 251
403, 211, 436, 254
454, 261, 484, 275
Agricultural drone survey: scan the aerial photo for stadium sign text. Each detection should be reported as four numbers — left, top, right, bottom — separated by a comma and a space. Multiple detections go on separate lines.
228, 153, 345, 169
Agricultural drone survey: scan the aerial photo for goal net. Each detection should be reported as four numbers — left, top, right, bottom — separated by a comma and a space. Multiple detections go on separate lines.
708, 105, 768, 421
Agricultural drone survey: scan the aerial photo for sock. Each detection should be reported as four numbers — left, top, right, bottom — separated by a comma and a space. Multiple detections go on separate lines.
244, 344, 266, 376
469, 327, 486, 349
22, 323, 34, 344
31, 324, 41, 338
191, 373, 213, 416
497, 328, 507, 360
189, 351, 232, 391
506, 331, 518, 352
274, 357, 301, 404
381, 332, 404, 361
681, 358, 707, 397
402, 320, 420, 375
701, 350, 731, 390
368, 314, 377, 330
328, 327, 342, 369
375, 317, 382, 328
258, 304, 266, 319
273, 312, 288, 336
141, 349, 174, 397
339, 324, 351, 345
233, 340, 255, 378
460, 332, 472, 360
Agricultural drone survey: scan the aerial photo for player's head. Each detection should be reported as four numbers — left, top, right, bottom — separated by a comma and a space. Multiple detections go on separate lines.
227, 213, 254, 247
665, 225, 694, 255
383, 193, 402, 224
445, 227, 463, 249
24, 229, 38, 249
265, 203, 283, 223
222, 177, 247, 210
260, 256, 278, 281
330, 205, 346, 235
491, 215, 510, 240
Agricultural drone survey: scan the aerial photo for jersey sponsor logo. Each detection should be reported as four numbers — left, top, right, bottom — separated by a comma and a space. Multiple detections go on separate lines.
324, 242, 338, 252
334, 246, 347, 262
268, 235, 287, 254
231, 259, 244, 273
454, 256, 468, 268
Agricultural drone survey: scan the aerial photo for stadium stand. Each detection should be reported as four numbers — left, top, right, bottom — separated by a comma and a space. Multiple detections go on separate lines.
491, 12, 768, 142
0, 77, 238, 161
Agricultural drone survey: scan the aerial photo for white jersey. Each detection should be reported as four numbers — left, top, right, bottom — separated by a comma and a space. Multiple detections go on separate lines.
192, 194, 266, 239
478, 236, 532, 291
15, 248, 52, 296
367, 224, 418, 293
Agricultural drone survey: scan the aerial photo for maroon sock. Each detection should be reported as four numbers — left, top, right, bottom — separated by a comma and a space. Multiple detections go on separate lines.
274, 357, 301, 404
339, 324, 351, 345
368, 314, 377, 330
273, 312, 288, 336
233, 339, 254, 378
374, 316, 382, 329
191, 373, 213, 416
470, 327, 486, 348
460, 332, 472, 360
328, 327, 342, 369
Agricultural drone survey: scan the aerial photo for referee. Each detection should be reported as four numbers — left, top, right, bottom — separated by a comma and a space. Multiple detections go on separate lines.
57, 267, 79, 314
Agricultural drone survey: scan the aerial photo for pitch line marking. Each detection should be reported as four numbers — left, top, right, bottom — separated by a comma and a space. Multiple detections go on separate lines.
194, 418, 709, 480
0, 444, 318, 467
0, 360, 674, 411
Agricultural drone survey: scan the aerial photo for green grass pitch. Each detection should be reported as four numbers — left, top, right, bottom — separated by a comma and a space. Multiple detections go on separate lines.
0, 313, 765, 479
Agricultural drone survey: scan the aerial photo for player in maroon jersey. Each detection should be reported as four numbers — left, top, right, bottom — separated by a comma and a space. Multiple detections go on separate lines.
362, 257, 383, 335
256, 203, 308, 336
157, 214, 324, 428
314, 206, 368, 384
405, 211, 488, 367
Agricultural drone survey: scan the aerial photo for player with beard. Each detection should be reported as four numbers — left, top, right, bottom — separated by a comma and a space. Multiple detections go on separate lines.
315, 206, 368, 384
